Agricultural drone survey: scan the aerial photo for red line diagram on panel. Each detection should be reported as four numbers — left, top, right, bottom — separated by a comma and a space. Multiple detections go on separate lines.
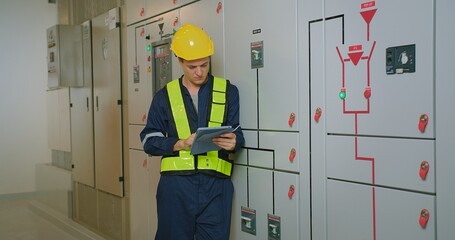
360, 1, 377, 41
335, 1, 378, 240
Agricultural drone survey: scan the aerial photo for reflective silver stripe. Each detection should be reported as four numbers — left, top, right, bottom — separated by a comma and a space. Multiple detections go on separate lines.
142, 132, 165, 146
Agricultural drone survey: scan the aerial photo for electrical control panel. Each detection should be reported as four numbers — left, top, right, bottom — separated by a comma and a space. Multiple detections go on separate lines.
47, 24, 83, 88
122, 0, 455, 239
152, 38, 172, 94
251, 41, 264, 69
386, 44, 416, 74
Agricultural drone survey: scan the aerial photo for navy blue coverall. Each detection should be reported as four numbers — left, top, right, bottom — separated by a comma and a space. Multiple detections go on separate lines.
140, 74, 245, 240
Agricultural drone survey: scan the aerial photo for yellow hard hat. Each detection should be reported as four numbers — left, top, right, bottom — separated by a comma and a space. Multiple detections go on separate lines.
170, 24, 214, 60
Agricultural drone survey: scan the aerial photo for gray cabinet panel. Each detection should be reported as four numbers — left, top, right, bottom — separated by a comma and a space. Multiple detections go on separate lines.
225, 0, 298, 131
324, 0, 434, 138
435, 1, 455, 238
273, 172, 299, 240
230, 165, 250, 240
327, 180, 379, 240
327, 136, 435, 193
248, 168, 273, 240
249, 149, 273, 169
243, 130, 258, 149
259, 132, 299, 172
232, 148, 247, 165
376, 187, 435, 240
327, 180, 435, 240
308, 19, 328, 240
224, 0, 258, 130
180, 0, 224, 76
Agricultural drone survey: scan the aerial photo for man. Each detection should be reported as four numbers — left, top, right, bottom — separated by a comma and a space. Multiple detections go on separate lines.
140, 23, 245, 240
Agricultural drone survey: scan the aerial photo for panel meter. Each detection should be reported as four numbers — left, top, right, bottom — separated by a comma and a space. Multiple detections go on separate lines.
241, 206, 257, 235
386, 44, 416, 74
47, 24, 83, 88
152, 38, 172, 93
251, 41, 264, 69
268, 214, 281, 240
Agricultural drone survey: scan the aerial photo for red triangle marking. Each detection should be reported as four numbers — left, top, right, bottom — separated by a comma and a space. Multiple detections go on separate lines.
348, 52, 364, 66
360, 9, 377, 25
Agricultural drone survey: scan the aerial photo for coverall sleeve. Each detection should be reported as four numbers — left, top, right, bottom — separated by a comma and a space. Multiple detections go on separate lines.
140, 90, 180, 156
226, 84, 245, 152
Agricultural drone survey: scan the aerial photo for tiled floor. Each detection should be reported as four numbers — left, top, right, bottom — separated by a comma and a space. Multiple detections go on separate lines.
0, 198, 81, 240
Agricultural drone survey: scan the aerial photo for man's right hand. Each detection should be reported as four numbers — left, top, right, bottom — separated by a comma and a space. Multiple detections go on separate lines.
173, 133, 196, 151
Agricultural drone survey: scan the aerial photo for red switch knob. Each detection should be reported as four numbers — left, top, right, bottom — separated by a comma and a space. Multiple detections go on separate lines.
364, 86, 371, 99
314, 107, 322, 123
419, 161, 430, 180
216, 2, 223, 14
142, 159, 147, 168
418, 114, 429, 133
288, 112, 296, 127
289, 148, 296, 162
288, 185, 295, 199
419, 209, 430, 228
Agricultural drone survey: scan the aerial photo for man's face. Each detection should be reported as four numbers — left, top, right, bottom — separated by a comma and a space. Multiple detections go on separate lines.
180, 57, 210, 86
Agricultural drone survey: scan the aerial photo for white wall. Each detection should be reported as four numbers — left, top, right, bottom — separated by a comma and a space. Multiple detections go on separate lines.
0, 1, 57, 195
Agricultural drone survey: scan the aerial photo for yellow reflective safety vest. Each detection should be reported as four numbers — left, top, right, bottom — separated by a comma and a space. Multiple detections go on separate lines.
160, 77, 233, 177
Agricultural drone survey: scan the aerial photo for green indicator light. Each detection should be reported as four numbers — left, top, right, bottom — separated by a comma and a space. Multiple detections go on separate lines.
339, 91, 346, 99
146, 45, 151, 51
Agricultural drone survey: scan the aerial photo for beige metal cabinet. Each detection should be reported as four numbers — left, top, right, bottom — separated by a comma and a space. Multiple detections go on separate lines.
71, 21, 95, 187
126, 0, 197, 25
129, 150, 160, 239
92, 9, 124, 197
46, 25, 83, 88
46, 87, 71, 152
126, 0, 147, 25
127, 23, 149, 125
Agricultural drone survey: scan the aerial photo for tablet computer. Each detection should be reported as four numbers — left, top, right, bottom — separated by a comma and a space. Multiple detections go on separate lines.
190, 126, 233, 155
